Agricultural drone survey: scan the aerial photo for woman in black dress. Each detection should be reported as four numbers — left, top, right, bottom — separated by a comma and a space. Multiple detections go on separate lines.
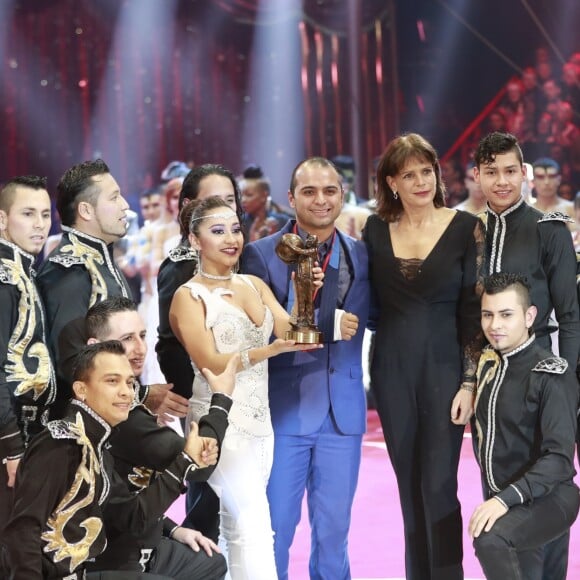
363, 134, 485, 579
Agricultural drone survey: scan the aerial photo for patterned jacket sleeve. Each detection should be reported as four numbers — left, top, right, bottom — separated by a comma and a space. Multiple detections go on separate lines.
2, 438, 73, 579
458, 218, 486, 384
104, 450, 196, 534
0, 283, 24, 461
110, 394, 232, 485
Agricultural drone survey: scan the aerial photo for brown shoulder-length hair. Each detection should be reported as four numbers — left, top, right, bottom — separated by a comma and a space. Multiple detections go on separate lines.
375, 133, 446, 222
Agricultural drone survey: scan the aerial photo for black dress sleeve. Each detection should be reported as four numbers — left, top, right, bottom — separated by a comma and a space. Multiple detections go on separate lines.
458, 217, 486, 385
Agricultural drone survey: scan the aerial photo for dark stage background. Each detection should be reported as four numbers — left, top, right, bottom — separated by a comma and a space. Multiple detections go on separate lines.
1, 0, 578, 203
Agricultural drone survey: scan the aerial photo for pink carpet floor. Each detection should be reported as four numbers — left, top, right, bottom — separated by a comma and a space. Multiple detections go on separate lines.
167, 410, 580, 579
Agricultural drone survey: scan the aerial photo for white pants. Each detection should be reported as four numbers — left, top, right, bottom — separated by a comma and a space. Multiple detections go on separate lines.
208, 426, 277, 580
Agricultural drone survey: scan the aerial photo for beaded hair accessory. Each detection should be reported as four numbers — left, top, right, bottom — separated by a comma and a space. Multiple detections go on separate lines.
189, 210, 237, 232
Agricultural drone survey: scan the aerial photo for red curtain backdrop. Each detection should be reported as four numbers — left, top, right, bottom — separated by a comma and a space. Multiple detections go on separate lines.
1, 0, 394, 198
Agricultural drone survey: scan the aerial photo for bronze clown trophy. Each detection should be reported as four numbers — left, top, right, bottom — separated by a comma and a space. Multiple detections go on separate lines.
275, 232, 323, 344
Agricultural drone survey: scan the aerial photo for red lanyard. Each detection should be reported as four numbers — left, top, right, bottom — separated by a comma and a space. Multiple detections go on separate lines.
292, 223, 336, 301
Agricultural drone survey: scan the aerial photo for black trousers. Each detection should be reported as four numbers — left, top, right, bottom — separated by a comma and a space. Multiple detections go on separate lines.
87, 537, 227, 580
474, 482, 580, 580
373, 379, 465, 580
183, 483, 220, 543
0, 463, 14, 538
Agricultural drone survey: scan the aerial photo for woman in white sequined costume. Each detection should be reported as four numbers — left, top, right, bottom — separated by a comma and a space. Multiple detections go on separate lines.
170, 197, 321, 580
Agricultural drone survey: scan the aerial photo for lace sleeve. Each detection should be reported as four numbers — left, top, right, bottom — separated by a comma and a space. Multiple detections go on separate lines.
459, 218, 486, 385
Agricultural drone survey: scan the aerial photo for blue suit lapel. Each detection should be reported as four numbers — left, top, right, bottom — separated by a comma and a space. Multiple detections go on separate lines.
317, 259, 339, 339
337, 231, 358, 308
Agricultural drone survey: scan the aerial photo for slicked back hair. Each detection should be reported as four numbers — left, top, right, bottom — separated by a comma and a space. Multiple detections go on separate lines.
72, 340, 127, 383
85, 297, 138, 341
57, 159, 110, 227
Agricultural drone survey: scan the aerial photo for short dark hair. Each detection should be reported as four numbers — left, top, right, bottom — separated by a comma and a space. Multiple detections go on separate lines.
375, 133, 446, 222
240, 164, 270, 197
482, 272, 531, 309
240, 175, 271, 197
289, 157, 342, 194
189, 196, 238, 237
56, 159, 110, 227
140, 187, 160, 200
532, 157, 560, 174
474, 132, 523, 168
242, 164, 264, 179
332, 155, 355, 174
85, 297, 137, 340
73, 340, 126, 383
0, 175, 48, 212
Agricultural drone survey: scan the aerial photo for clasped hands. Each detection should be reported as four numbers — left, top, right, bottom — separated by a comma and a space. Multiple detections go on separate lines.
182, 354, 242, 466
184, 422, 219, 468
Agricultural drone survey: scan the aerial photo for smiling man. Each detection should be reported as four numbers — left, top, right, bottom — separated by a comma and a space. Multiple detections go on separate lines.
1, 341, 214, 580
473, 132, 580, 367
470, 273, 579, 579
242, 157, 370, 580
0, 175, 56, 534
84, 297, 230, 579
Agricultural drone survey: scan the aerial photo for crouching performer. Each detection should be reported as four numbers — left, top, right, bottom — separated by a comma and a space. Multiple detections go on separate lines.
1, 341, 213, 580
470, 273, 580, 579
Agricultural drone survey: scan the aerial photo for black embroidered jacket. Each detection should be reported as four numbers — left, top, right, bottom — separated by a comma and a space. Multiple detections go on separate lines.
36, 227, 132, 409
484, 197, 580, 366
90, 393, 232, 572
0, 239, 56, 463
155, 246, 197, 399
474, 337, 578, 508
2, 400, 196, 579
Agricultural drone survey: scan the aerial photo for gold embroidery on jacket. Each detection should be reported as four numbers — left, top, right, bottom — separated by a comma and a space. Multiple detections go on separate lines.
2, 253, 52, 400
128, 466, 154, 490
61, 233, 108, 307
474, 348, 501, 461
42, 413, 104, 573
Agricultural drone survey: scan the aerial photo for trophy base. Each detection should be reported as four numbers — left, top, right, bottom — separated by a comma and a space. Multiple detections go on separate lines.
285, 329, 323, 344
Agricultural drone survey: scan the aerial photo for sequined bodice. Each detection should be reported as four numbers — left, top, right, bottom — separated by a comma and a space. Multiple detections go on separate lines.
184, 278, 274, 437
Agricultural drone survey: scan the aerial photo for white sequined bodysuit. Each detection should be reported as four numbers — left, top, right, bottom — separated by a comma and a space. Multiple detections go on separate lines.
182, 275, 278, 580
184, 278, 273, 438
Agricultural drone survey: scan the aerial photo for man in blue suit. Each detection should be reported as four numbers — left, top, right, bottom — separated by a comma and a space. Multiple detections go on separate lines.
242, 157, 370, 580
